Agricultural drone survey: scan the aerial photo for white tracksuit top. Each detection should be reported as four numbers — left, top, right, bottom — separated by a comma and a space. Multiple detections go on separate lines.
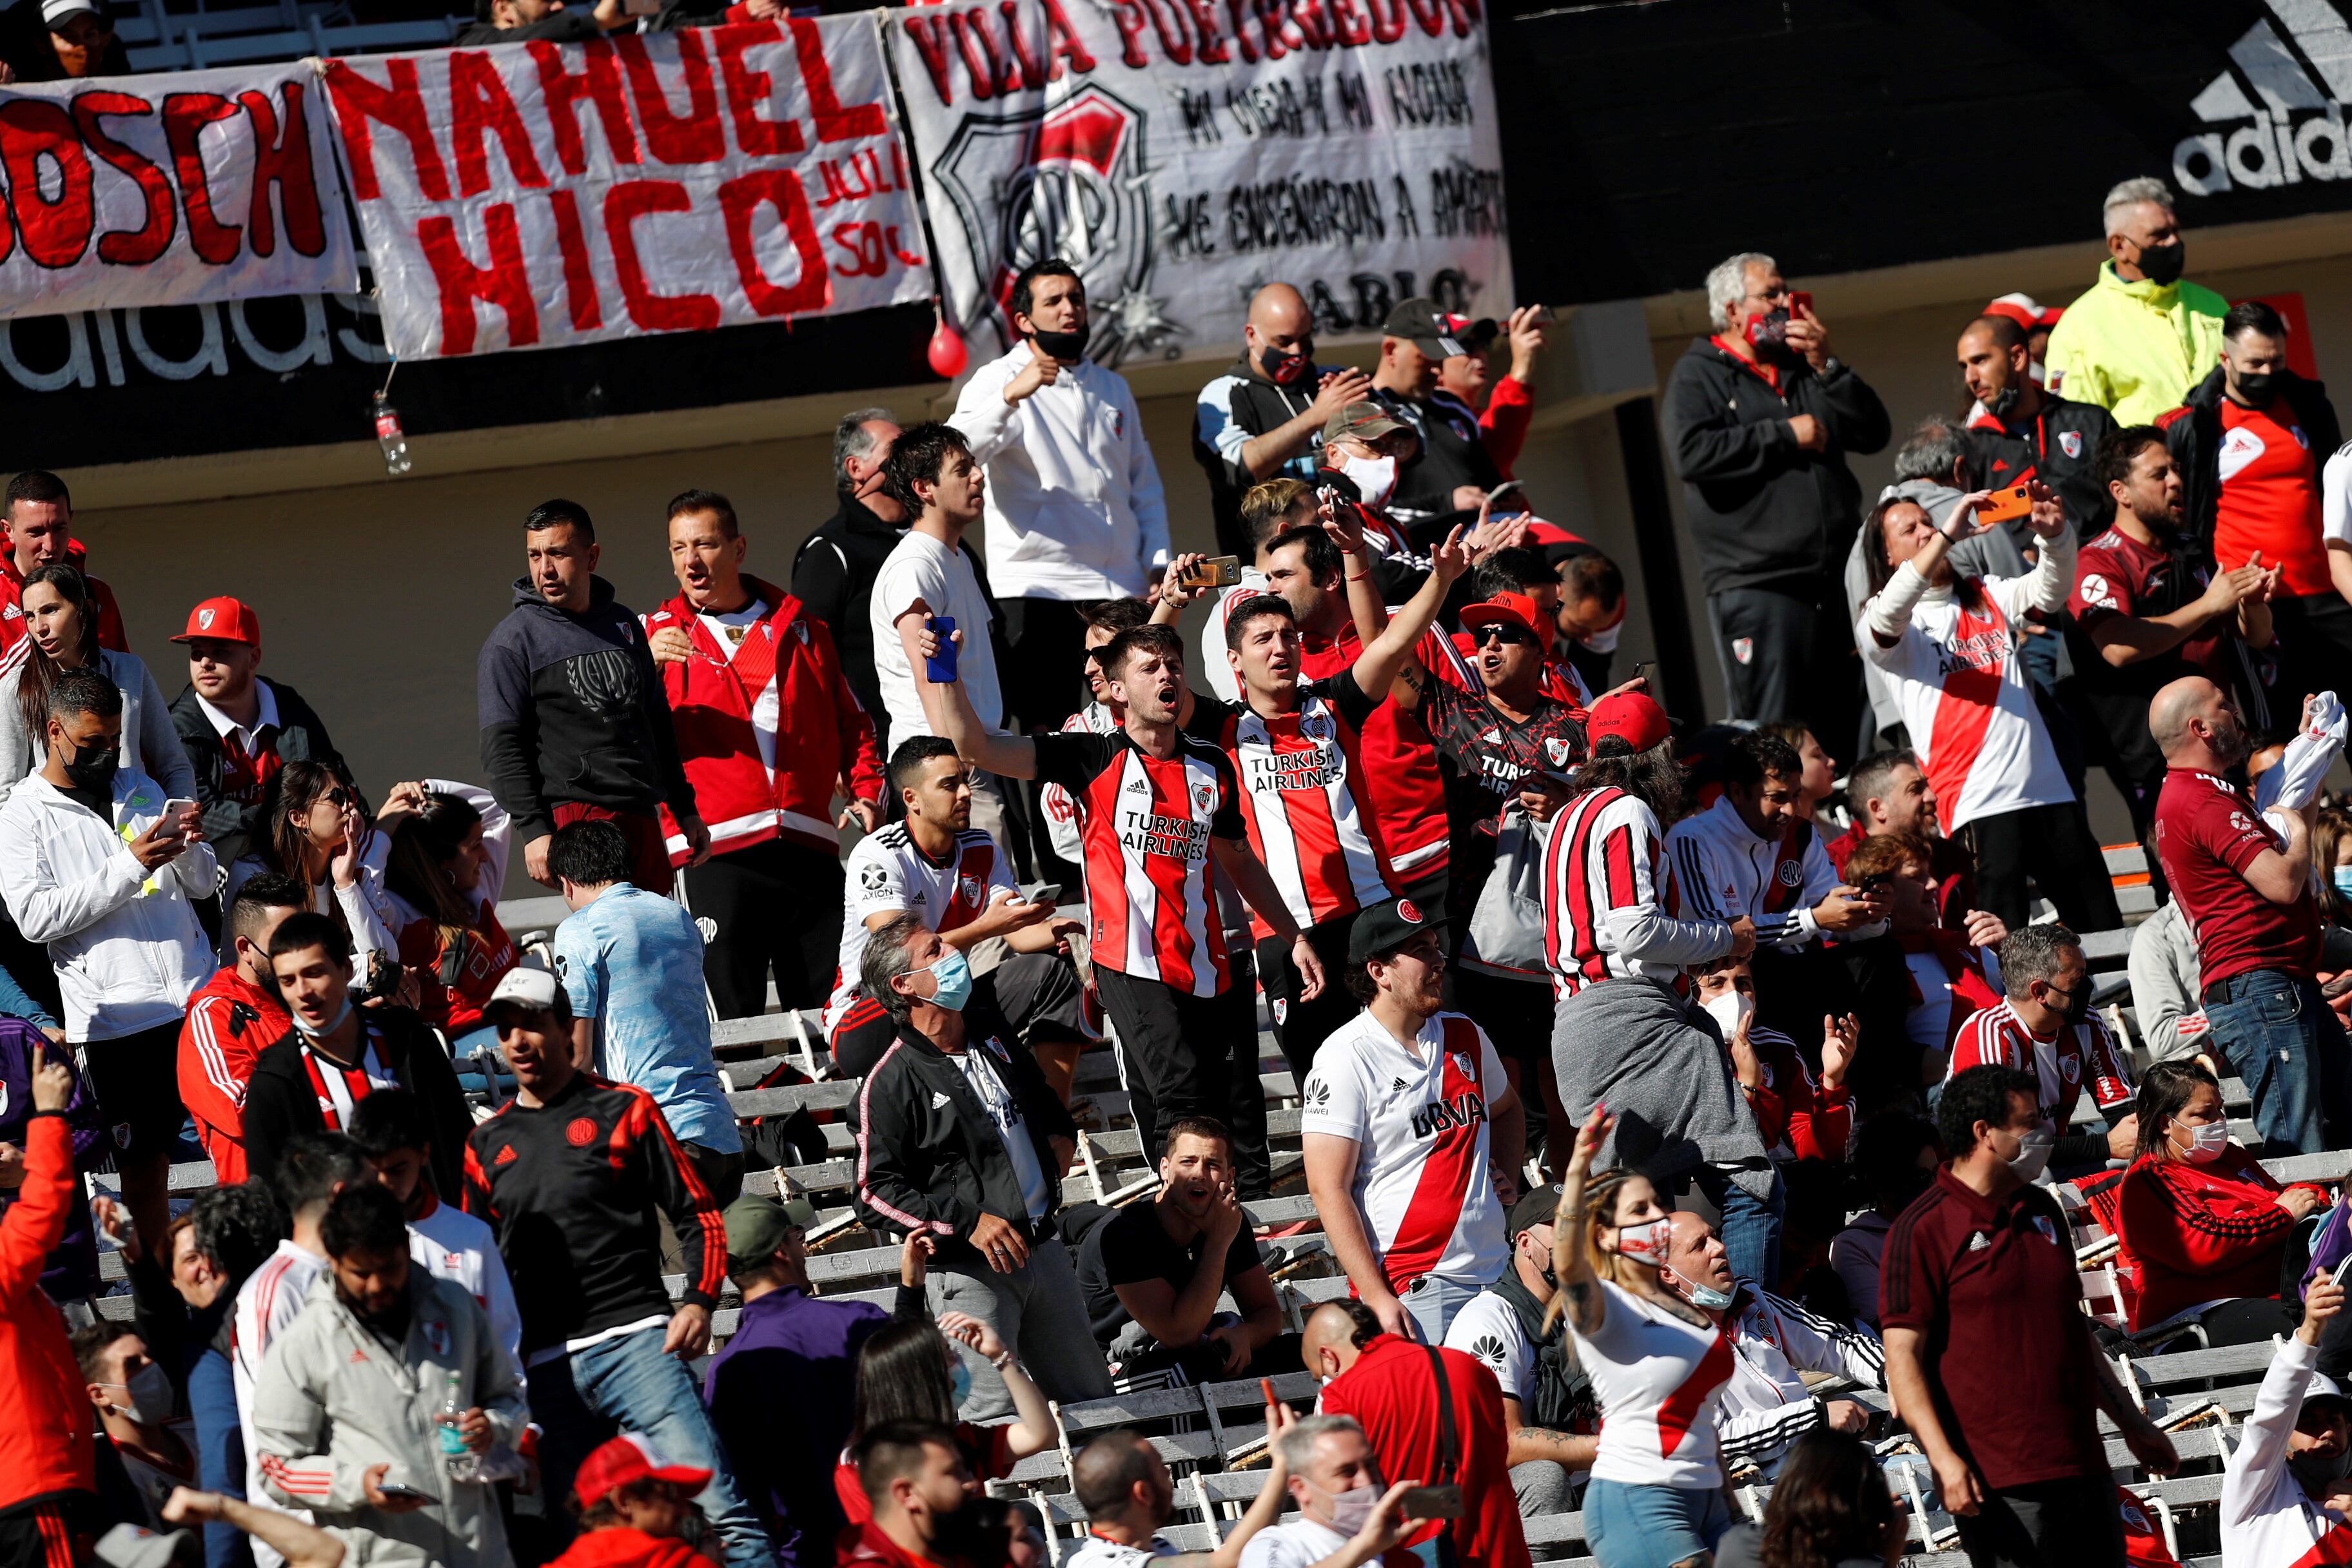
2221, 1336, 2352, 1568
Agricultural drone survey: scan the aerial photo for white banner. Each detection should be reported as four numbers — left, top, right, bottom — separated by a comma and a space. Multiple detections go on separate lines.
324, 16, 930, 360
888, 0, 1512, 368
0, 63, 355, 320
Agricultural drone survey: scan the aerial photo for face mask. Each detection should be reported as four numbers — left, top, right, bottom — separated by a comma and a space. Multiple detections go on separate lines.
930, 1498, 988, 1556
1259, 342, 1313, 386
1614, 1217, 1672, 1266
99, 1362, 175, 1426
1338, 452, 1396, 512
2173, 1118, 2231, 1164
1031, 323, 1090, 362
2293, 1443, 2352, 1492
921, 948, 974, 1013
2235, 370, 2277, 407
2334, 868, 2352, 899
292, 995, 353, 1041
1701, 990, 1753, 1041
1986, 381, 2022, 420
2006, 1124, 2055, 1184
2137, 240, 2187, 286
60, 738, 117, 795
948, 1355, 972, 1409
1311, 1479, 1380, 1536
2053, 981, 2091, 1025
1580, 620, 1622, 655
1671, 1268, 1736, 1313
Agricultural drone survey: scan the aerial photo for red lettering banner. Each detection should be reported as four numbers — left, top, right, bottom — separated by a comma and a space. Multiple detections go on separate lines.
326, 16, 929, 359
0, 63, 355, 319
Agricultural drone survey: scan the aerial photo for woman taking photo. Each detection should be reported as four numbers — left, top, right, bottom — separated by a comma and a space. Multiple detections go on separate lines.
829, 1313, 1055, 1527
0, 564, 191, 801
2114, 1059, 2329, 1340
220, 759, 397, 974
378, 779, 516, 1055
1551, 1104, 1737, 1568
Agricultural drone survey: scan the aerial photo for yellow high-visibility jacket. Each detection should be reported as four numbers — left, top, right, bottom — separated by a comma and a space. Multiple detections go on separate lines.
2044, 260, 2228, 426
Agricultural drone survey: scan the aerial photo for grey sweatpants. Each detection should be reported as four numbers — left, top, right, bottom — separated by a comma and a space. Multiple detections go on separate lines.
928, 1237, 1113, 1421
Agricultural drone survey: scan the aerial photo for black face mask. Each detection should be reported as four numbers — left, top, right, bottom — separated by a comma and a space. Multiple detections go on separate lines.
2137, 240, 2187, 286
1030, 323, 1090, 362
2053, 981, 2091, 1025
930, 1501, 989, 1560
2235, 370, 2278, 407
1987, 381, 2023, 420
1258, 342, 1313, 386
59, 736, 117, 796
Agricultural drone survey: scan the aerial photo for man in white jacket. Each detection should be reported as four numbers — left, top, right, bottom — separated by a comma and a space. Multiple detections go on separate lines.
0, 667, 213, 1257
2221, 1267, 2352, 1568
951, 258, 1168, 870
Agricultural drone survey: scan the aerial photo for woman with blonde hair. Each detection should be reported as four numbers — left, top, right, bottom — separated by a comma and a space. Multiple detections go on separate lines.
1551, 1104, 1738, 1568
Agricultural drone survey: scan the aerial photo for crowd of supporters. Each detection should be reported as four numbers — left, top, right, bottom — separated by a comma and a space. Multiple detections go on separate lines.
0, 171, 2349, 1568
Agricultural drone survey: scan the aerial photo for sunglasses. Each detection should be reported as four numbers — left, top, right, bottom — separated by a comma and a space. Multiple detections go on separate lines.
321, 786, 350, 808
1471, 623, 1535, 647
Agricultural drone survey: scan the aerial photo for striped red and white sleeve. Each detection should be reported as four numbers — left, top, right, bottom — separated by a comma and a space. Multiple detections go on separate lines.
1945, 1007, 2013, 1079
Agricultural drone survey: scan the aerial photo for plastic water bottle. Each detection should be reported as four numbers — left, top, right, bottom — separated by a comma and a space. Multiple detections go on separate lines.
373, 391, 413, 476
439, 1370, 477, 1483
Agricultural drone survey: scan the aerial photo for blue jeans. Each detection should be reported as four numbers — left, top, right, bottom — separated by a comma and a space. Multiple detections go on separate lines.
528, 1326, 776, 1567
1689, 1164, 1785, 1290
189, 1348, 252, 1568
1585, 1477, 1729, 1568
2207, 969, 2351, 1156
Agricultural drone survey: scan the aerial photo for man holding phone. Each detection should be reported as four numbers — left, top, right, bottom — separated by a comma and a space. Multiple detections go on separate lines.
0, 668, 213, 1259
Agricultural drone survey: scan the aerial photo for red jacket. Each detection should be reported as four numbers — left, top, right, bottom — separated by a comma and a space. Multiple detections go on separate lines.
1746, 1027, 1852, 1162
549, 1527, 705, 1568
0, 540, 127, 662
1319, 1335, 1531, 1568
0, 1115, 95, 1511
2115, 1146, 2326, 1329
645, 580, 884, 865
176, 966, 289, 1188
835, 1522, 970, 1568
1302, 627, 1450, 887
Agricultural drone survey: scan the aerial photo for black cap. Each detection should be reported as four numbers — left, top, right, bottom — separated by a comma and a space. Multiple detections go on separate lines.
1507, 1184, 1563, 1244
1346, 895, 1446, 967
1380, 298, 1464, 360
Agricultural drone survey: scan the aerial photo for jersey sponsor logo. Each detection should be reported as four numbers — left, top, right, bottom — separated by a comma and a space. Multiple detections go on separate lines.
2217, 425, 2266, 482
1304, 1075, 1332, 1110
1391, 1077, 1410, 1092
1409, 1090, 1488, 1139
2059, 430, 2083, 458
1934, 625, 2012, 677
2078, 573, 2115, 609
565, 1117, 600, 1147
1124, 778, 1151, 795
1246, 751, 1337, 793
1469, 1333, 1508, 1367
858, 863, 890, 891
1118, 807, 1213, 863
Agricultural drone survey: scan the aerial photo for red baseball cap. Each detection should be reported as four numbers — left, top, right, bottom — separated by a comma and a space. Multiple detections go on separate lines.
572, 1434, 711, 1511
170, 596, 259, 646
1587, 691, 1671, 754
1458, 592, 1549, 645
1982, 293, 2063, 331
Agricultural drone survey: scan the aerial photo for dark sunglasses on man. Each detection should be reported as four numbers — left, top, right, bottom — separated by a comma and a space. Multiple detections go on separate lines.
1472, 623, 1536, 647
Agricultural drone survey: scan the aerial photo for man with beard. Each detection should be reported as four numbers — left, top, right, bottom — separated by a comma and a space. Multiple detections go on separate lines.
1066, 1413, 1294, 1568
2070, 427, 2278, 842
1958, 313, 2117, 538
2153, 675, 2345, 1154
1193, 283, 1375, 558
250, 1182, 525, 1567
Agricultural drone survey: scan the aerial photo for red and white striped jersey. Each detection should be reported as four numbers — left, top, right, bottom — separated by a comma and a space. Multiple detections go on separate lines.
232, 1240, 328, 1561
1300, 1009, 1508, 1291
1186, 670, 1394, 938
1857, 578, 2074, 831
825, 823, 1017, 1034
1944, 999, 2135, 1133
1035, 729, 1244, 998
1041, 701, 1118, 867
298, 1029, 399, 1130
1544, 787, 1735, 998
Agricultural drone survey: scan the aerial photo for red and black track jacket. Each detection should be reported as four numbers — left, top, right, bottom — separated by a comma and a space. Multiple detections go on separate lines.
464, 1072, 725, 1358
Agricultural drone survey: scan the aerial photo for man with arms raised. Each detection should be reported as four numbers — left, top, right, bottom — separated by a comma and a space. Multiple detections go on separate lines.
926, 620, 1325, 1197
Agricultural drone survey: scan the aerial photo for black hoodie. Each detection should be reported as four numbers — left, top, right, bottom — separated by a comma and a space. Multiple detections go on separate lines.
476, 575, 694, 844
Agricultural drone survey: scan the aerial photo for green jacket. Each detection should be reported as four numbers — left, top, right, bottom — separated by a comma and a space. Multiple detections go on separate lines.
2044, 260, 2228, 426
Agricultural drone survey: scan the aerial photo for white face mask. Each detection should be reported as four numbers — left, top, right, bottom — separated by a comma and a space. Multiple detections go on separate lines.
1702, 990, 1753, 1041
2174, 1118, 2230, 1164
1339, 452, 1398, 511
1580, 620, 1623, 654
1311, 1478, 1380, 1536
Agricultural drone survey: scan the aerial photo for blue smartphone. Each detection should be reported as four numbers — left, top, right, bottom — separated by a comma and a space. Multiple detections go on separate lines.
925, 616, 959, 683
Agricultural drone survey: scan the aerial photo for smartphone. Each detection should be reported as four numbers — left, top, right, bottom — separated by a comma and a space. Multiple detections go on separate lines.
1485, 480, 1524, 505
1788, 290, 1813, 318
1632, 660, 1659, 691
377, 1482, 432, 1502
1978, 484, 2033, 524
160, 798, 198, 822
923, 616, 959, 684
1026, 884, 1065, 908
1395, 1484, 1464, 1519
1525, 304, 1556, 326
1180, 556, 1243, 589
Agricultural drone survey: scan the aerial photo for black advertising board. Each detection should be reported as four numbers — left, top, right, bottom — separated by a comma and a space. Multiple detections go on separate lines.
1489, 0, 2352, 304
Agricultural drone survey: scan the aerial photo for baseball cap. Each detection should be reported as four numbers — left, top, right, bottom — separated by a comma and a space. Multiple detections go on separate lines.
1346, 894, 1445, 967
1458, 592, 1550, 645
1381, 297, 1464, 360
484, 961, 562, 1017
723, 1191, 818, 1268
1983, 292, 2063, 331
43, 0, 106, 26
95, 1525, 199, 1568
2308, 1371, 2352, 1422
1322, 399, 1404, 447
1587, 690, 1672, 754
1442, 312, 1500, 351
1506, 1184, 1564, 1244
573, 1433, 712, 1511
170, 595, 259, 646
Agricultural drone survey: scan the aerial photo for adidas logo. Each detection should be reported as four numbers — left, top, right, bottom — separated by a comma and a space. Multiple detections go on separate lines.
2173, 3, 2352, 195
1125, 778, 1151, 794
1391, 1077, 1409, 1092
495, 1145, 517, 1165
